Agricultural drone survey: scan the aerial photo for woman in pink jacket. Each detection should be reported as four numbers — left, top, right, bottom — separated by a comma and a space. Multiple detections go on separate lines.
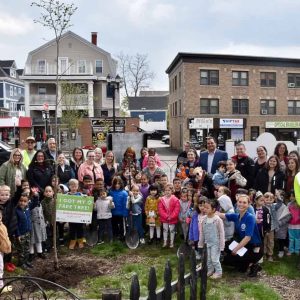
77, 150, 104, 184
158, 183, 180, 248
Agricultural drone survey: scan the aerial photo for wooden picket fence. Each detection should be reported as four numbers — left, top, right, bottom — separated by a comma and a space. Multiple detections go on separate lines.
128, 245, 207, 300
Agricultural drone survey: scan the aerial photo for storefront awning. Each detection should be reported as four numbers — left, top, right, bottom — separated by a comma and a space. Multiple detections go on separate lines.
0, 117, 32, 128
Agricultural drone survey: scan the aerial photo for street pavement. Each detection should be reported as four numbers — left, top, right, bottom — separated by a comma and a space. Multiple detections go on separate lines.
147, 139, 178, 164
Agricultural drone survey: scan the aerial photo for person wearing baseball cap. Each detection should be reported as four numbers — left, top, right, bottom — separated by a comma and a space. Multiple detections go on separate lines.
22, 136, 36, 169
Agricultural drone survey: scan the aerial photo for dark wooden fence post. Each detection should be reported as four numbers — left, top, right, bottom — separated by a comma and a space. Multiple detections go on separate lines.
163, 260, 172, 300
189, 250, 197, 300
200, 244, 207, 300
148, 266, 157, 300
177, 253, 185, 300
130, 274, 140, 300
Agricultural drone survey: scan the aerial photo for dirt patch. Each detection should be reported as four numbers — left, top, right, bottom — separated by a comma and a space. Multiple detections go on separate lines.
27, 253, 113, 287
26, 251, 147, 288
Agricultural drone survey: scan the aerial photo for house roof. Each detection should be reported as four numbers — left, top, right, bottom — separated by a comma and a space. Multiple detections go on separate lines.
128, 96, 168, 110
0, 60, 15, 68
0, 67, 7, 77
27, 30, 117, 68
17, 69, 23, 76
166, 52, 300, 74
139, 90, 168, 96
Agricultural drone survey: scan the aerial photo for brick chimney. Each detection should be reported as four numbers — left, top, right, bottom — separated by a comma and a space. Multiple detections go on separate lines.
91, 32, 98, 46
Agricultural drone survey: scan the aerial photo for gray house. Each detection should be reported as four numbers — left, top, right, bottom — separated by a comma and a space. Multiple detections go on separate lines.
21, 31, 120, 137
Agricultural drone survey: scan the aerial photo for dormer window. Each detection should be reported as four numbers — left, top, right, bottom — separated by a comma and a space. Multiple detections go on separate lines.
95, 60, 103, 74
38, 60, 46, 74
10, 69, 16, 78
78, 60, 86, 74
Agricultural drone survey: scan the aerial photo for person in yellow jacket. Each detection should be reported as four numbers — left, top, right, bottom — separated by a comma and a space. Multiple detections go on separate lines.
144, 184, 161, 244
22, 136, 36, 170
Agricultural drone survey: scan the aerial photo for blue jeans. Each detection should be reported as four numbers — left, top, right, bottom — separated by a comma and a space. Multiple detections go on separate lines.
207, 245, 222, 274
132, 214, 144, 238
288, 228, 300, 254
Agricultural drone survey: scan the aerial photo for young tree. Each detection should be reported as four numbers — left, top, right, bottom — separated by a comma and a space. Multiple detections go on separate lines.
117, 52, 155, 107
31, 0, 77, 270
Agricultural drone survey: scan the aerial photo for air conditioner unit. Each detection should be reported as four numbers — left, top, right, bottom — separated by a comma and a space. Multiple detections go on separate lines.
288, 83, 296, 88
261, 109, 268, 115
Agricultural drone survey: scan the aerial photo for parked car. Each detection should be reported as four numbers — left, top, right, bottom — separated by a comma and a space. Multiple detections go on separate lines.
162, 135, 170, 144
149, 130, 169, 140
0, 140, 12, 166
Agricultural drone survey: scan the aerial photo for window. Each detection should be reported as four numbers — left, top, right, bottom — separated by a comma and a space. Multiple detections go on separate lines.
38, 87, 46, 95
10, 69, 16, 78
288, 73, 300, 87
95, 60, 103, 73
174, 75, 177, 91
106, 84, 114, 98
232, 71, 248, 86
178, 99, 182, 116
260, 99, 276, 115
38, 60, 46, 74
260, 72, 276, 87
174, 101, 178, 116
18, 88, 21, 95
232, 99, 249, 114
200, 70, 219, 85
10, 86, 13, 97
179, 72, 181, 88
251, 126, 259, 141
288, 100, 300, 115
78, 60, 86, 74
200, 98, 219, 114
101, 110, 108, 117
14, 87, 17, 96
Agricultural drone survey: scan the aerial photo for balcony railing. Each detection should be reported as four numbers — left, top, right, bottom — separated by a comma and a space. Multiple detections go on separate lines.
30, 95, 56, 105
24, 61, 94, 76
61, 94, 89, 106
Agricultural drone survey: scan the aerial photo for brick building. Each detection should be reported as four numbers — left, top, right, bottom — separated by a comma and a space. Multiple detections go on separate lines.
166, 53, 300, 150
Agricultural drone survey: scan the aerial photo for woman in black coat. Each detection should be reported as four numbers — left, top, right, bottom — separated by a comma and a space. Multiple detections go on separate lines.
27, 150, 54, 193
254, 155, 285, 194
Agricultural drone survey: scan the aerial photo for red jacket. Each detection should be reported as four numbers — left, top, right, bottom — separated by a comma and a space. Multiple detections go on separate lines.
158, 195, 180, 224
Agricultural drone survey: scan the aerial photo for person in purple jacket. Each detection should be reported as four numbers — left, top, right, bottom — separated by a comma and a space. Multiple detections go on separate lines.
189, 195, 206, 259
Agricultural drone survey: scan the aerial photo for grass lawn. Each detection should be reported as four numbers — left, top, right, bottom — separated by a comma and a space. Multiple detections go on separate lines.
72, 241, 299, 299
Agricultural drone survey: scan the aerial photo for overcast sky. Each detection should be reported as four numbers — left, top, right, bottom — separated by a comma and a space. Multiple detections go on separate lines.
1, 0, 300, 91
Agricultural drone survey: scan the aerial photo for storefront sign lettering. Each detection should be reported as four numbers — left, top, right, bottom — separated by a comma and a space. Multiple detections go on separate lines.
265, 121, 300, 129
220, 119, 243, 128
189, 118, 213, 129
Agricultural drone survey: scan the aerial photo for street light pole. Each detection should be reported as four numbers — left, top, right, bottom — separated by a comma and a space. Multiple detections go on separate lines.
106, 74, 121, 133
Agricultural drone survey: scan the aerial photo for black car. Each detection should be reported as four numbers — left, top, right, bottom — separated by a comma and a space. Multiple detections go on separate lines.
0, 140, 12, 166
149, 130, 169, 140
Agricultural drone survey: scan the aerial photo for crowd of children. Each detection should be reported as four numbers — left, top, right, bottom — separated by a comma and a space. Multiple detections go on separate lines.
0, 142, 299, 293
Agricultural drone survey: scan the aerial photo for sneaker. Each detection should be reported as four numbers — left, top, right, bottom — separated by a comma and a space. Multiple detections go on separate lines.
248, 264, 262, 277
207, 271, 214, 277
37, 253, 46, 259
196, 252, 202, 260
4, 263, 14, 272
278, 251, 284, 258
7, 262, 16, 272
97, 240, 104, 245
162, 241, 168, 248
211, 273, 222, 279
169, 242, 174, 248
286, 252, 292, 256
267, 256, 273, 262
0, 285, 12, 294
140, 238, 145, 245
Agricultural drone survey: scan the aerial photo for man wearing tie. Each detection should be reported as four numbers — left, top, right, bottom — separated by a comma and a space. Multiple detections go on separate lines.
199, 137, 228, 175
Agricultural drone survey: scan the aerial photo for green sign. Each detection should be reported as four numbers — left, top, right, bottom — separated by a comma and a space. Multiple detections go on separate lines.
266, 121, 300, 129
56, 194, 94, 224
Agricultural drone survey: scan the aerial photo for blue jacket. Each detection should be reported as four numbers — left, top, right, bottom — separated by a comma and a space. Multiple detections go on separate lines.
109, 189, 129, 217
189, 211, 200, 242
199, 149, 228, 174
212, 170, 228, 186
16, 207, 32, 236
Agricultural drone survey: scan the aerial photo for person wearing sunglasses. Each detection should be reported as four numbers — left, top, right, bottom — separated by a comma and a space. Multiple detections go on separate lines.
0, 148, 27, 196
22, 136, 37, 170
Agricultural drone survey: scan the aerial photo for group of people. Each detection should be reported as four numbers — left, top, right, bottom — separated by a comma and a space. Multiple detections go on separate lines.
0, 135, 299, 293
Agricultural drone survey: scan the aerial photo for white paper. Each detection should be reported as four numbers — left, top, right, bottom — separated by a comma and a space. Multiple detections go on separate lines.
228, 240, 248, 257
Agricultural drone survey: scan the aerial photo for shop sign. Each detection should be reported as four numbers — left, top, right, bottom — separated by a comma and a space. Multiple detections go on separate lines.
220, 119, 243, 128
189, 118, 213, 129
91, 118, 126, 133
265, 121, 300, 129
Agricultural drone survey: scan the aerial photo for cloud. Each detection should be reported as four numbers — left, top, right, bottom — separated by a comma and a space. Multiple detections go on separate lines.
0, 12, 34, 36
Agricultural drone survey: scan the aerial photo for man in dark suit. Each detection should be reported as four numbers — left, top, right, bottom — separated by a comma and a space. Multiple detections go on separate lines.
199, 137, 228, 175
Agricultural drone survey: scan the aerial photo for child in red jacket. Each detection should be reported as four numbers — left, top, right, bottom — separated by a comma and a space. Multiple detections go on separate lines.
158, 183, 180, 248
